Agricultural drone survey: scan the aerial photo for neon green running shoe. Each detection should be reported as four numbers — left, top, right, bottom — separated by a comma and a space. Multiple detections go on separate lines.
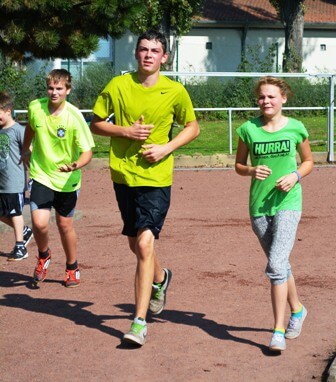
123, 320, 147, 346
149, 268, 172, 315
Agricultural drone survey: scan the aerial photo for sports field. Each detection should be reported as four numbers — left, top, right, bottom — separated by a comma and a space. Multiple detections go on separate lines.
1, 165, 335, 381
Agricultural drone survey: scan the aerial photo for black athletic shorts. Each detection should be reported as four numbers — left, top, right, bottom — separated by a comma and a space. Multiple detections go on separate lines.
0, 193, 24, 217
30, 179, 79, 217
113, 183, 171, 239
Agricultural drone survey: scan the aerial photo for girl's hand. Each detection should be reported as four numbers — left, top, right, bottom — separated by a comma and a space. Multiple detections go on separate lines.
253, 165, 272, 180
276, 173, 298, 192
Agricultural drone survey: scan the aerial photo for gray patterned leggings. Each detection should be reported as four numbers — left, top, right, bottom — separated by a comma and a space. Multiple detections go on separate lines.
251, 210, 302, 285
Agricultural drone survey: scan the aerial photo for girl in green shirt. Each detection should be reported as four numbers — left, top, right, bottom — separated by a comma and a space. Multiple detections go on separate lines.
235, 77, 313, 352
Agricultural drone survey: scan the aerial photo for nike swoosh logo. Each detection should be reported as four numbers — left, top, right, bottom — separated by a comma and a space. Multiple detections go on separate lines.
161, 91, 168, 94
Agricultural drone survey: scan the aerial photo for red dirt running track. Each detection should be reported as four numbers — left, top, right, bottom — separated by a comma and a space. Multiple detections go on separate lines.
1, 165, 335, 381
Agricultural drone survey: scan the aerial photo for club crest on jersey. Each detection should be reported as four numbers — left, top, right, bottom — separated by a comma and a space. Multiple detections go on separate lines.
57, 126, 66, 138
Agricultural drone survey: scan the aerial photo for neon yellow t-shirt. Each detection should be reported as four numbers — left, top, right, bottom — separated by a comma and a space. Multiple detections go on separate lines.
28, 98, 95, 192
92, 72, 196, 187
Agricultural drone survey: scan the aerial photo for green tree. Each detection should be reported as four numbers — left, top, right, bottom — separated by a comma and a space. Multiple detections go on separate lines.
0, 0, 144, 61
269, 0, 311, 72
130, 0, 204, 70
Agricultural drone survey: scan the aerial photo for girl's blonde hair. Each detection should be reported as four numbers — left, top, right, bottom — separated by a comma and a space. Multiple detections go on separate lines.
254, 76, 293, 98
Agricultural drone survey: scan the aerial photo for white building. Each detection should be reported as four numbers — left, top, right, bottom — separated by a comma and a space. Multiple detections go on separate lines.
112, 0, 336, 74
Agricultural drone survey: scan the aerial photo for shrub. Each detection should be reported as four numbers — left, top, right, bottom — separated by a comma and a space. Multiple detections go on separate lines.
70, 62, 115, 109
0, 52, 332, 123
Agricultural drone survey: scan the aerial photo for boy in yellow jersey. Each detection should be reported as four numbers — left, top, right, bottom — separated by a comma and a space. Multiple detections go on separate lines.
91, 30, 200, 346
22, 69, 95, 287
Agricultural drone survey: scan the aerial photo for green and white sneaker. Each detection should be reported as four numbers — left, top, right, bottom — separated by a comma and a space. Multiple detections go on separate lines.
285, 305, 307, 339
149, 268, 172, 315
123, 318, 147, 346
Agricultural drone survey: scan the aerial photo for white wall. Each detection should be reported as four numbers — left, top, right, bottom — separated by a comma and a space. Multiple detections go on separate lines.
302, 30, 336, 73
177, 29, 242, 72
113, 33, 138, 74
113, 28, 336, 75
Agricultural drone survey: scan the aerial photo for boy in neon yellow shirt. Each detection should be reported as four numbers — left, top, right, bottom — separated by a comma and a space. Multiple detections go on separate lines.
22, 69, 94, 287
91, 30, 200, 346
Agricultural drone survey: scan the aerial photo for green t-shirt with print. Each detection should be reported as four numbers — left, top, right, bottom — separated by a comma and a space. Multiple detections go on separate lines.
237, 117, 309, 217
92, 72, 196, 187
29, 98, 95, 192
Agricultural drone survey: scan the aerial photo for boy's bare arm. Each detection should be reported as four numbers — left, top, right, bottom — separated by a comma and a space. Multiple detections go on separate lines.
142, 120, 200, 163
59, 150, 93, 172
166, 120, 200, 152
21, 123, 35, 166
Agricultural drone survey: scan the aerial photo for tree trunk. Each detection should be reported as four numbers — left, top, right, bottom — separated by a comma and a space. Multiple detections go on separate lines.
281, 0, 304, 72
160, 9, 175, 71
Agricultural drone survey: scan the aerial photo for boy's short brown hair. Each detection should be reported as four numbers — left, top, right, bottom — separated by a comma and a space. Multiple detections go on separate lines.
0, 91, 14, 112
136, 30, 168, 54
46, 69, 72, 90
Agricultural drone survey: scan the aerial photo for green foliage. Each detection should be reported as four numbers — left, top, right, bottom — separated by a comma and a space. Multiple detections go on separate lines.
239, 44, 279, 73
70, 62, 115, 109
184, 77, 254, 121
0, 55, 48, 109
269, 0, 306, 18
184, 44, 285, 119
130, 0, 204, 36
129, 0, 204, 69
287, 78, 325, 105
1, 43, 330, 120
0, 55, 331, 158
0, 0, 145, 61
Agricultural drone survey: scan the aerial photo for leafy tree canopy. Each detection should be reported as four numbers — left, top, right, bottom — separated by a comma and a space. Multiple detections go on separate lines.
129, 0, 204, 69
269, 0, 306, 22
0, 0, 144, 61
130, 0, 204, 37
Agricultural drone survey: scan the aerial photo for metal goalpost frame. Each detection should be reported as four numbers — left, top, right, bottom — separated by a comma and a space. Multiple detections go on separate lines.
328, 75, 335, 162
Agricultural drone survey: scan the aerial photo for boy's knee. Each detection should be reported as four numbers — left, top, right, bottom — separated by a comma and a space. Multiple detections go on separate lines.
135, 237, 154, 259
57, 220, 74, 235
32, 220, 47, 233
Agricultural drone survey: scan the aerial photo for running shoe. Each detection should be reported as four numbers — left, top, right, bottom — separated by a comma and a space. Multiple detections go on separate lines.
269, 332, 286, 351
64, 268, 80, 288
23, 226, 33, 246
7, 245, 29, 261
149, 268, 172, 315
123, 320, 147, 346
285, 305, 307, 339
33, 251, 51, 283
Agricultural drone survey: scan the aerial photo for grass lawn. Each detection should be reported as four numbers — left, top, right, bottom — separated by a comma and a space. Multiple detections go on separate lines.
92, 114, 333, 158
